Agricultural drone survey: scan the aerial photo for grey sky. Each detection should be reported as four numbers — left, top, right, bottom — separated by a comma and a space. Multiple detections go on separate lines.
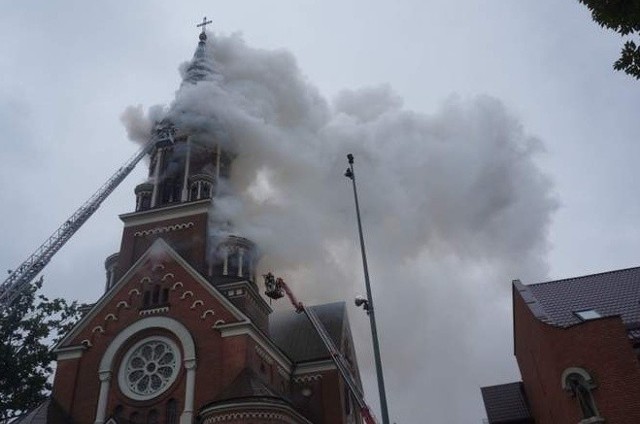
2, 1, 640, 423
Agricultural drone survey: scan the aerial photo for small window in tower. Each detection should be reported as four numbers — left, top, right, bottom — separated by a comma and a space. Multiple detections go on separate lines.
575, 309, 602, 321
242, 254, 250, 278
143, 291, 151, 307
203, 182, 212, 199
141, 194, 151, 210
228, 252, 239, 277
189, 183, 198, 201
162, 288, 169, 304
152, 285, 160, 304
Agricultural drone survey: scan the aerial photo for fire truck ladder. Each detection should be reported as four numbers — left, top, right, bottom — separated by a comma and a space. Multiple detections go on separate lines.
0, 126, 175, 308
263, 273, 379, 424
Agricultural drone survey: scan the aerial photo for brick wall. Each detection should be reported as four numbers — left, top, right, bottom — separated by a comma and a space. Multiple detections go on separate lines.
514, 287, 640, 423
53, 253, 242, 423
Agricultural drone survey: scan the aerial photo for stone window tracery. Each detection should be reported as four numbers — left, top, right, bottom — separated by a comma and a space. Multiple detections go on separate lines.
118, 336, 181, 401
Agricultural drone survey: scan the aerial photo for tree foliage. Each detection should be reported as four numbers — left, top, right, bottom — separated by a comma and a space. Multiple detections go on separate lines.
578, 0, 640, 78
0, 278, 81, 420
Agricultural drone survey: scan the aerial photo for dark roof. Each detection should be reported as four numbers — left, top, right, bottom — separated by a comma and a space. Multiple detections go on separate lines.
11, 400, 50, 424
516, 266, 640, 328
212, 367, 288, 404
11, 398, 73, 424
269, 302, 345, 362
481, 382, 532, 423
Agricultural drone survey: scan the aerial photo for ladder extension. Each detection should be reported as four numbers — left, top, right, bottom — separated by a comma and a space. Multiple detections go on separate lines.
0, 126, 174, 307
263, 273, 379, 424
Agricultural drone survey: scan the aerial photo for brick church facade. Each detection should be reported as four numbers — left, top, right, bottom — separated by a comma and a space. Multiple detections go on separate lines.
21, 28, 363, 424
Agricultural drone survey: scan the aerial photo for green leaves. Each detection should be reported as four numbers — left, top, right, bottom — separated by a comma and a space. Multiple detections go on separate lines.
577, 0, 640, 79
578, 0, 640, 35
0, 277, 81, 419
614, 40, 640, 79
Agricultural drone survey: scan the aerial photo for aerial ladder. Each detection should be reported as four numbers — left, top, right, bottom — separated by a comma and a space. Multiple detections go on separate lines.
262, 272, 380, 424
0, 125, 176, 308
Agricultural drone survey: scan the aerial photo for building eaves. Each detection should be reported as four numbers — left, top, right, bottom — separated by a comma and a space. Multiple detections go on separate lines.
515, 266, 640, 328
481, 382, 533, 424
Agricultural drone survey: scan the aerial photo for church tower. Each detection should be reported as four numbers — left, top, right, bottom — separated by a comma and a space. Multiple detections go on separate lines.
46, 21, 363, 424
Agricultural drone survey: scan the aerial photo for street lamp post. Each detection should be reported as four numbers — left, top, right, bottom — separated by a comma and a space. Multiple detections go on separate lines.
344, 153, 390, 424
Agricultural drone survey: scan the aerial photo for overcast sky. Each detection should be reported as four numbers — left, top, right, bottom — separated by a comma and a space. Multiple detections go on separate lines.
2, 1, 640, 423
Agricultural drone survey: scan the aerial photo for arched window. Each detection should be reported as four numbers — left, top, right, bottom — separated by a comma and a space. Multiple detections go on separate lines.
561, 367, 603, 422
111, 405, 123, 423
228, 252, 239, 277
129, 411, 141, 424
162, 287, 169, 304
152, 285, 160, 304
142, 284, 167, 309
140, 193, 151, 210
241, 253, 250, 278
166, 399, 178, 424
147, 409, 159, 424
201, 182, 211, 199
189, 182, 199, 201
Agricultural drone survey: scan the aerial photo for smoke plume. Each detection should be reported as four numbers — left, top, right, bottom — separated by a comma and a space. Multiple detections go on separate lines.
123, 32, 556, 422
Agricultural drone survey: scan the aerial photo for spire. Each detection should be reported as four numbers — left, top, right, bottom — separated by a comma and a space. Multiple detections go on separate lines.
183, 16, 218, 84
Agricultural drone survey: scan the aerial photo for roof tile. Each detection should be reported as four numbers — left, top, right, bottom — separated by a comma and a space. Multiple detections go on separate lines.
525, 266, 640, 328
481, 382, 532, 423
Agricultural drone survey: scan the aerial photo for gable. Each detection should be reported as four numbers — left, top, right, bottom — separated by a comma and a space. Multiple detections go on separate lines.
55, 238, 249, 352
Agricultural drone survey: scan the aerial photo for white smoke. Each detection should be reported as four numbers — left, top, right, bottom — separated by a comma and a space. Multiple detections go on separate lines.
123, 32, 556, 422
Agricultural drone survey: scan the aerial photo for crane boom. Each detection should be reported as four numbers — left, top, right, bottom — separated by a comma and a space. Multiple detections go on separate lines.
0, 127, 174, 308
263, 273, 380, 424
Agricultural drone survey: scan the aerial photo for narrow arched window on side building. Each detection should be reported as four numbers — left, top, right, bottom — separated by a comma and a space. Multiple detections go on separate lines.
561, 367, 603, 422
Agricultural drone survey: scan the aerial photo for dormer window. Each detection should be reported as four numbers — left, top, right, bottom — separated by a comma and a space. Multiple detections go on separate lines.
575, 310, 601, 321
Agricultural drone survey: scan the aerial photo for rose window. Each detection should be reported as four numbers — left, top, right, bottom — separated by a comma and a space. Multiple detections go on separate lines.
118, 337, 181, 401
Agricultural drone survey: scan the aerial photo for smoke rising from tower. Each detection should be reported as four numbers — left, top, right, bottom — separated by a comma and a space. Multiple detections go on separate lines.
122, 32, 556, 422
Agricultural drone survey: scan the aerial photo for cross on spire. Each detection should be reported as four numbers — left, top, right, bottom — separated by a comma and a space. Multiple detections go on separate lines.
197, 16, 213, 33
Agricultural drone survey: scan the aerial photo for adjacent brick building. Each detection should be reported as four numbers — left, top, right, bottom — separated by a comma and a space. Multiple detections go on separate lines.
18, 27, 363, 424
482, 267, 640, 423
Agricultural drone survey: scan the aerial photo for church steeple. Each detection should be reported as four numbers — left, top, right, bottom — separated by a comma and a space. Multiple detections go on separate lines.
183, 17, 217, 85
112, 19, 263, 326
52, 21, 363, 424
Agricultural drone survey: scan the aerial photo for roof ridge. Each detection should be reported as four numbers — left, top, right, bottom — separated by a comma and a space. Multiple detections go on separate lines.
531, 265, 640, 287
